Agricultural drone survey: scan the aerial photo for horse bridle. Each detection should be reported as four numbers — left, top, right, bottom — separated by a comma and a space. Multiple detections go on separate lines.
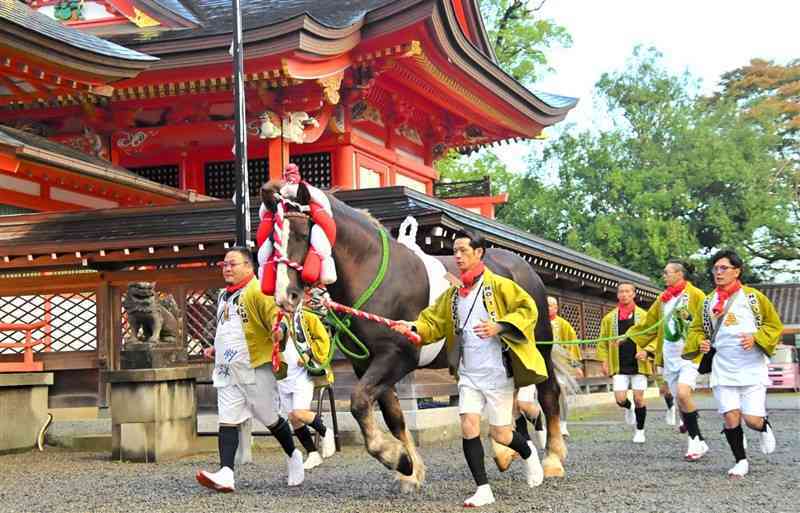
268, 197, 314, 275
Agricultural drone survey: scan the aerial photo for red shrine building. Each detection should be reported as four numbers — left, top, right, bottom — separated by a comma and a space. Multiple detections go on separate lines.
1, 0, 575, 217
0, 1, 658, 405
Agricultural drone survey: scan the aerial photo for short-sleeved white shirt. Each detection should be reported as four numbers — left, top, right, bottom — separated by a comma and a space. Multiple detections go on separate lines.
710, 291, 769, 387
456, 279, 513, 391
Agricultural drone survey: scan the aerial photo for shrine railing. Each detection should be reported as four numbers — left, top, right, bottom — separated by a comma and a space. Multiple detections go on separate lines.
433, 176, 492, 199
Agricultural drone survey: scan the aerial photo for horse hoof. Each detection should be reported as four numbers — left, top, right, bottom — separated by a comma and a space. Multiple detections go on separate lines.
491, 439, 517, 472
395, 471, 422, 494
397, 453, 414, 477
542, 454, 565, 478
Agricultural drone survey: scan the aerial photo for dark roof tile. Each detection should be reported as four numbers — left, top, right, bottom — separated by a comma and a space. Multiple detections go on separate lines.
112, 0, 394, 45
0, 0, 156, 61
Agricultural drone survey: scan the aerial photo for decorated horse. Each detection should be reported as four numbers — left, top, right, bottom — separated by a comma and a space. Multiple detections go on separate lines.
256, 169, 568, 490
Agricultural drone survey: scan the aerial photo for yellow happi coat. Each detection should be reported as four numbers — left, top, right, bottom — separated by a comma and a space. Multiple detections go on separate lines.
551, 315, 582, 365
596, 306, 653, 376
411, 268, 548, 387
627, 282, 706, 366
684, 285, 783, 360
239, 279, 332, 382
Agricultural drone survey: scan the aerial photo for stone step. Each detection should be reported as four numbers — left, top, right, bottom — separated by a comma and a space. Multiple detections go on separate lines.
47, 433, 112, 452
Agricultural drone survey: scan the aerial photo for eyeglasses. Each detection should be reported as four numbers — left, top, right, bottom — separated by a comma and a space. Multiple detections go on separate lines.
712, 265, 735, 274
218, 261, 246, 269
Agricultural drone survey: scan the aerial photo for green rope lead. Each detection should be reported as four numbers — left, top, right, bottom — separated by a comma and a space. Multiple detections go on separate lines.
325, 309, 370, 360
535, 310, 675, 346
324, 228, 391, 361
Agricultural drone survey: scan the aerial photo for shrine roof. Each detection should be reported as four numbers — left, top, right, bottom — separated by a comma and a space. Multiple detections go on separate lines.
754, 283, 800, 329
112, 0, 396, 45
1, 0, 156, 62
336, 187, 658, 296
0, 186, 653, 298
0, 125, 199, 202
139, 0, 202, 26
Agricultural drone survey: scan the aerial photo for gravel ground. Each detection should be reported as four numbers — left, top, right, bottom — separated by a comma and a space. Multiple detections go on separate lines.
1, 408, 797, 513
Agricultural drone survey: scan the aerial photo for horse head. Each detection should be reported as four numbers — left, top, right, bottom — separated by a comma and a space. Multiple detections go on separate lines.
261, 179, 314, 312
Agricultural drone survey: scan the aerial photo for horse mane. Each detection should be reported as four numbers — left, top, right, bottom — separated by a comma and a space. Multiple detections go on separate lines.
357, 208, 385, 230
323, 189, 386, 234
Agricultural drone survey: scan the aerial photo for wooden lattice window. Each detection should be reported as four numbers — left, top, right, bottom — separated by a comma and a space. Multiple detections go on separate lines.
558, 299, 582, 337
291, 152, 332, 189
185, 288, 219, 356
583, 303, 604, 339
0, 293, 96, 353
204, 159, 268, 199
129, 164, 180, 189
204, 153, 332, 199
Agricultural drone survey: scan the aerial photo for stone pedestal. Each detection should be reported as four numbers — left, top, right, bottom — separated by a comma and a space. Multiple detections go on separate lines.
120, 342, 187, 369
0, 373, 53, 453
106, 366, 204, 462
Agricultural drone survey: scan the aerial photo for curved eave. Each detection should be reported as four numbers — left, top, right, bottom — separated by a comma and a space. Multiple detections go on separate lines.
114, 0, 574, 128
11, 145, 200, 202
0, 23, 156, 82
429, 1, 576, 126
132, 0, 202, 29
124, 12, 366, 60
460, 0, 496, 62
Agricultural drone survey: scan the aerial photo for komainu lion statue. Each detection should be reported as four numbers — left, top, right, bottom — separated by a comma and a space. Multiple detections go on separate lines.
123, 282, 180, 344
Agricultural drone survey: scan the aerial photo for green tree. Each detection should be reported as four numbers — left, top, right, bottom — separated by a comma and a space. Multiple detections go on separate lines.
436, 0, 571, 183
513, 47, 798, 283
481, 0, 572, 85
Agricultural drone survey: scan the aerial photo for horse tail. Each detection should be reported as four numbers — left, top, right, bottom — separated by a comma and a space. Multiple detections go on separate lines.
550, 344, 579, 396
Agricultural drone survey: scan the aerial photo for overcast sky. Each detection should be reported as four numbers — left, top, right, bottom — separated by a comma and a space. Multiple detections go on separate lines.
497, 0, 799, 170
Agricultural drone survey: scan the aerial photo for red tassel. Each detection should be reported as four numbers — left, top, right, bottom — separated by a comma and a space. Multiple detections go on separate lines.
271, 334, 281, 372
311, 203, 336, 246
271, 312, 284, 372
302, 251, 321, 284
256, 213, 274, 247
260, 262, 276, 295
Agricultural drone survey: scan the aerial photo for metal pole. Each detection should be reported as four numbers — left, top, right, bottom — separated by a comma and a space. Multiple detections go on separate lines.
232, 0, 251, 247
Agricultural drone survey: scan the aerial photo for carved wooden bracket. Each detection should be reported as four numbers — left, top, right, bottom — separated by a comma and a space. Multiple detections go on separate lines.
317, 72, 344, 105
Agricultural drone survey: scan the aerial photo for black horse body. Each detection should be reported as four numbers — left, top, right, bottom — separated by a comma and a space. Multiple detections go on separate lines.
270, 183, 567, 488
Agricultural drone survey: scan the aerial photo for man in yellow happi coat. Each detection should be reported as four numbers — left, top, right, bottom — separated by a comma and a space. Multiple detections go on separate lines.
596, 283, 652, 443
197, 247, 334, 492
393, 230, 546, 507
627, 260, 709, 461
685, 249, 783, 478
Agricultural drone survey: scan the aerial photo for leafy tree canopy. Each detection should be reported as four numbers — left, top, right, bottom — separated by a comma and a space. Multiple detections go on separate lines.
507, 47, 798, 285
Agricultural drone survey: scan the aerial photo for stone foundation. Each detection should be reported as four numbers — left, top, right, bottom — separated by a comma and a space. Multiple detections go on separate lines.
106, 366, 204, 462
0, 373, 53, 453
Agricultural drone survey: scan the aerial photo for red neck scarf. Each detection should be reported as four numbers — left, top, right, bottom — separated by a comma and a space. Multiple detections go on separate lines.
549, 313, 557, 321
459, 262, 485, 297
713, 280, 742, 316
225, 275, 253, 293
660, 280, 687, 303
618, 302, 635, 321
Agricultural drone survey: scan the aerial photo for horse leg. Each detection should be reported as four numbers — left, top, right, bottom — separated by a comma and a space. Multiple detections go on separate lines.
537, 376, 567, 477
350, 361, 418, 482
377, 388, 426, 492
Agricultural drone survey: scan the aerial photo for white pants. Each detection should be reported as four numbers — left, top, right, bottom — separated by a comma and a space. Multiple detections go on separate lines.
459, 382, 515, 426
613, 374, 648, 392
277, 377, 315, 415
217, 365, 279, 426
516, 384, 537, 403
713, 384, 767, 417
664, 363, 699, 398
